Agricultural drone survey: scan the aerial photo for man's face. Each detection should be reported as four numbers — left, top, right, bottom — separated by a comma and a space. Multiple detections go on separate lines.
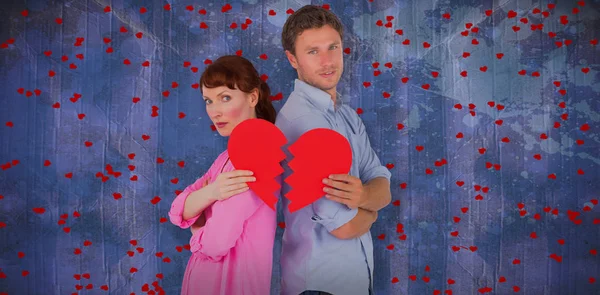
285, 25, 343, 99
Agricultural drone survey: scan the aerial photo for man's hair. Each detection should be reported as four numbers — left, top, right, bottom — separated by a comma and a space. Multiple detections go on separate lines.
281, 5, 344, 55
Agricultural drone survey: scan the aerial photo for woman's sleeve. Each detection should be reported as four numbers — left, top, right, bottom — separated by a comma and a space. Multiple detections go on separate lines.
192, 187, 267, 262
168, 169, 213, 229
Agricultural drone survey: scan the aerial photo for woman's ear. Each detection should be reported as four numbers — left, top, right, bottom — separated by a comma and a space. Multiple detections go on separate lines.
249, 88, 259, 108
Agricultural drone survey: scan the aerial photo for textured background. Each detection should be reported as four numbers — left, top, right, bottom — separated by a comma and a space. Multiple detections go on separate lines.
1, 0, 599, 294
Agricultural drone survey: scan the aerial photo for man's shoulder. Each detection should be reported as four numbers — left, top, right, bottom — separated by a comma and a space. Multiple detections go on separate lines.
276, 94, 326, 125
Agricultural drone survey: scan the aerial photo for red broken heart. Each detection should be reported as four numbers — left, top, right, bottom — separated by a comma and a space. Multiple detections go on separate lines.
228, 119, 287, 210
228, 119, 353, 213
284, 128, 352, 213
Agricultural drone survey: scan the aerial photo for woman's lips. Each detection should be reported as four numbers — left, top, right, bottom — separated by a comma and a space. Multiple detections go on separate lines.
216, 123, 227, 128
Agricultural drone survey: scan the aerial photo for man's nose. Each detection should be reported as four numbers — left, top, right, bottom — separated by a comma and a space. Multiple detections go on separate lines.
320, 51, 334, 67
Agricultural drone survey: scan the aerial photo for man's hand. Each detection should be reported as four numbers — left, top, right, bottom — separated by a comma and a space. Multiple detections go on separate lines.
322, 174, 367, 210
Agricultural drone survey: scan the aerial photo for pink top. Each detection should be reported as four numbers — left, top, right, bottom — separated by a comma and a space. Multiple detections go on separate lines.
168, 150, 278, 295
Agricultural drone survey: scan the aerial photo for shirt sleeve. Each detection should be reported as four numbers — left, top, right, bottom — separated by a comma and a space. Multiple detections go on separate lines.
278, 113, 358, 233
168, 162, 216, 229
355, 115, 392, 184
193, 187, 266, 262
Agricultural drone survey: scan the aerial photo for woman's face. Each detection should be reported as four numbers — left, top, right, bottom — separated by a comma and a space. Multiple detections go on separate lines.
202, 85, 259, 137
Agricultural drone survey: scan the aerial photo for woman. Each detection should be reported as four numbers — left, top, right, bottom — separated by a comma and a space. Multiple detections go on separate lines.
168, 55, 278, 295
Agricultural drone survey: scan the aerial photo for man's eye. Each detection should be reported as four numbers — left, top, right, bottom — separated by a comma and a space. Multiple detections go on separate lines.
330, 45, 338, 50
309, 50, 316, 55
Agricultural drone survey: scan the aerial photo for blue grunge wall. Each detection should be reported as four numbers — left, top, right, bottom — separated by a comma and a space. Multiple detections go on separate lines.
1, 0, 599, 294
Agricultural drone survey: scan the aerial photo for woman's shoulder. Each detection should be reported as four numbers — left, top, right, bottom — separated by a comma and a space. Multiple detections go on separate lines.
205, 150, 230, 175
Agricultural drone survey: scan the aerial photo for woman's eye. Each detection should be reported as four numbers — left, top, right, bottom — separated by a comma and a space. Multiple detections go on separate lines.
223, 96, 231, 102
204, 99, 211, 105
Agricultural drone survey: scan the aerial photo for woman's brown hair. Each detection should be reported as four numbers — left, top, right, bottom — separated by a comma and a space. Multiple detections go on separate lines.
199, 55, 276, 124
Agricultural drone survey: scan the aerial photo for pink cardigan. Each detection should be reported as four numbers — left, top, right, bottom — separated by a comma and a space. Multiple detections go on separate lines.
168, 150, 277, 295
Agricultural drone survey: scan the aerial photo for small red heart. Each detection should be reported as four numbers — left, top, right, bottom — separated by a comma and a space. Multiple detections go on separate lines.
455, 181, 464, 187
229, 119, 287, 210
343, 48, 351, 54
283, 128, 352, 213
269, 9, 276, 16
198, 9, 207, 15
221, 3, 232, 13
485, 10, 492, 16
401, 77, 409, 83
508, 10, 517, 18
74, 248, 82, 255
580, 123, 590, 132
150, 196, 161, 205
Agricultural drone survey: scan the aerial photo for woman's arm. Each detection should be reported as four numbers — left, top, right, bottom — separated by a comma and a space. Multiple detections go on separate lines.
182, 178, 216, 221
190, 212, 207, 235
169, 173, 214, 228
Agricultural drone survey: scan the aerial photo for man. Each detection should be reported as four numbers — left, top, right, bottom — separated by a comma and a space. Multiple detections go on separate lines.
275, 5, 392, 295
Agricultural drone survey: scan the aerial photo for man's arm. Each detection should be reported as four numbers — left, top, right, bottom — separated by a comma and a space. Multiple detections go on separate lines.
330, 208, 378, 239
359, 177, 392, 212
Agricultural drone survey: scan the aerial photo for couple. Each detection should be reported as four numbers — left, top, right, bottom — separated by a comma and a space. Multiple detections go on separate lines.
169, 5, 392, 295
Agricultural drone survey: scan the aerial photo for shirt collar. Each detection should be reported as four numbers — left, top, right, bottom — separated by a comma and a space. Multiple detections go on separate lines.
293, 79, 344, 112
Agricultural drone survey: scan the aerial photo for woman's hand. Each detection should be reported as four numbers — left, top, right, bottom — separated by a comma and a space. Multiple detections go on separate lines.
207, 170, 256, 202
